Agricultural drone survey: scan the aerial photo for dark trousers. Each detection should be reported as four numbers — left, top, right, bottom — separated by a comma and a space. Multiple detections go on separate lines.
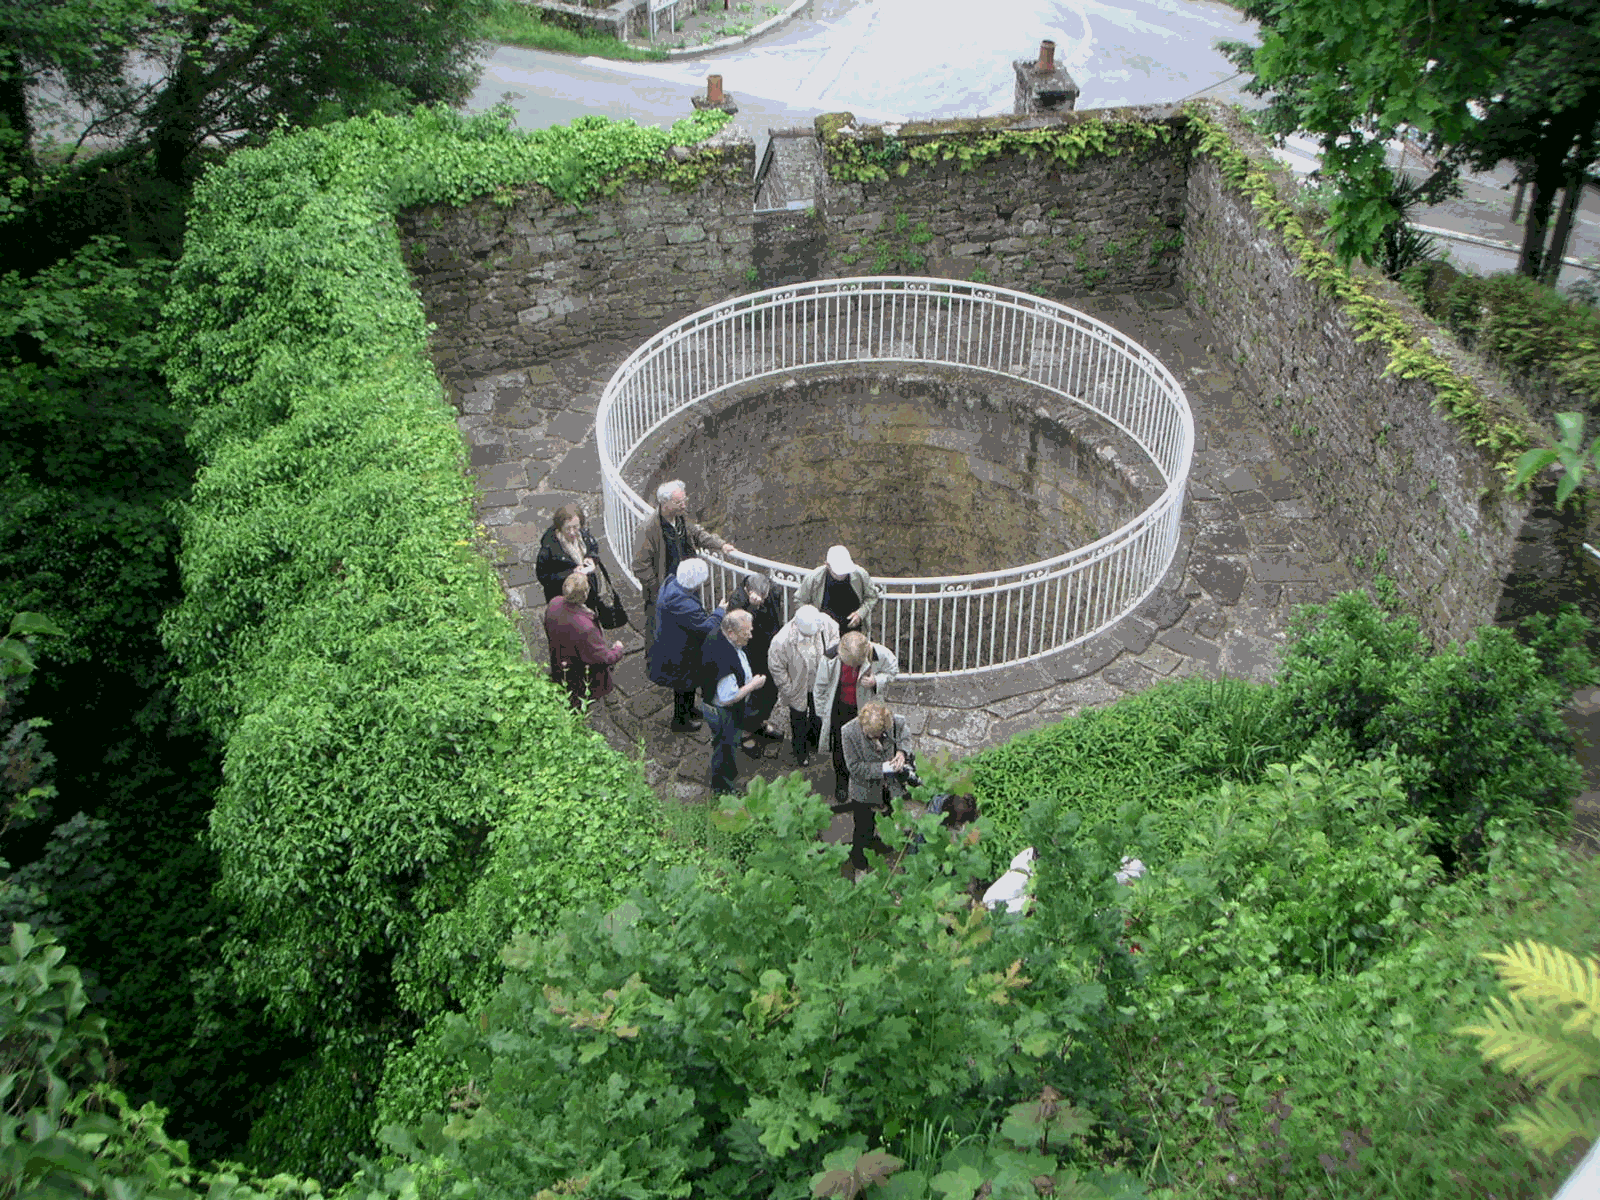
673, 690, 698, 725
830, 700, 857, 803
789, 698, 821, 763
847, 787, 890, 870
641, 598, 657, 658
702, 701, 741, 796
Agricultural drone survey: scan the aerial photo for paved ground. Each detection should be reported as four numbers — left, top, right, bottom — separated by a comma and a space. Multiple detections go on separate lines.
464, 288, 1355, 807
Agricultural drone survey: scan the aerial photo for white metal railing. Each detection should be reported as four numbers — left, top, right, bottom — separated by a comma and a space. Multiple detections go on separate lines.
597, 277, 1193, 677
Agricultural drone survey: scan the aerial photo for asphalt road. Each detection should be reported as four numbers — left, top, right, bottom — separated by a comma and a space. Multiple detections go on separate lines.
467, 0, 1597, 288
468, 0, 1255, 134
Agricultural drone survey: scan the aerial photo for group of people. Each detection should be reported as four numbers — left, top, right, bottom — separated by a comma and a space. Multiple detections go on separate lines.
534, 480, 932, 872
630, 482, 921, 870
533, 485, 1152, 887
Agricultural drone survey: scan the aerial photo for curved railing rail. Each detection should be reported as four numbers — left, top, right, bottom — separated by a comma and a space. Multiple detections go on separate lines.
597, 277, 1193, 677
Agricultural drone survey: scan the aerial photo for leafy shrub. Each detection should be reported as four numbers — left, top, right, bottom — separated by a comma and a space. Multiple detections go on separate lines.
1273, 590, 1592, 855
1131, 820, 1600, 1199
964, 675, 1283, 855
0, 922, 327, 1198
1134, 756, 1438, 1029
1406, 262, 1600, 411
373, 776, 1144, 1200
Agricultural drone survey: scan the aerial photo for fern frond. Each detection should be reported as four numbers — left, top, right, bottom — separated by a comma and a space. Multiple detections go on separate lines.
1501, 1092, 1600, 1156
1484, 941, 1600, 1017
1460, 994, 1600, 1097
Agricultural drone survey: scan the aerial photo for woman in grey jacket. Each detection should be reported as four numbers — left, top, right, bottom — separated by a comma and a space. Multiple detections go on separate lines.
840, 702, 913, 871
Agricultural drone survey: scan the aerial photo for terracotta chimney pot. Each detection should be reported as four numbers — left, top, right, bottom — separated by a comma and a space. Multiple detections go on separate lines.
707, 74, 724, 105
1037, 40, 1056, 71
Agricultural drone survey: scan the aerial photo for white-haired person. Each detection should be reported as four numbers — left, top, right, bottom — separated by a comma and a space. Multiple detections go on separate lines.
646, 557, 720, 732
839, 701, 914, 872
630, 479, 734, 657
698, 608, 767, 797
768, 603, 840, 767
796, 544, 880, 631
815, 630, 900, 807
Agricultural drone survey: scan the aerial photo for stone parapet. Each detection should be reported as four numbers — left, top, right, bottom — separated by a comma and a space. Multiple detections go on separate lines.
1176, 107, 1531, 645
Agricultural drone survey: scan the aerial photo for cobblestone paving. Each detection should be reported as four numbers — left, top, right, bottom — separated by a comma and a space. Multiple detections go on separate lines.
457, 290, 1355, 807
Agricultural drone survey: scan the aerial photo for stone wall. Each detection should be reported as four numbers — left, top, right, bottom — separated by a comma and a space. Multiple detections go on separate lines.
397, 109, 1194, 391
1176, 116, 1531, 644
397, 134, 758, 389
397, 105, 1535, 643
813, 110, 1188, 296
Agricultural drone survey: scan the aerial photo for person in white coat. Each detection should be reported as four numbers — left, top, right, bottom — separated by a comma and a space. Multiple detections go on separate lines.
767, 604, 839, 767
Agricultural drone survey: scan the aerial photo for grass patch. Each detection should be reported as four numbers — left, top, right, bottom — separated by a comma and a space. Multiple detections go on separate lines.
479, 0, 668, 61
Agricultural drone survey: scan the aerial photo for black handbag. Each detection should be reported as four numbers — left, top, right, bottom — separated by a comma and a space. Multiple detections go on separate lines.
592, 559, 629, 630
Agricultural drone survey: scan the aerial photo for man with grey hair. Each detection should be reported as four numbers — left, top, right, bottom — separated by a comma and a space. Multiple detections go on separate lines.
631, 479, 734, 657
698, 607, 767, 796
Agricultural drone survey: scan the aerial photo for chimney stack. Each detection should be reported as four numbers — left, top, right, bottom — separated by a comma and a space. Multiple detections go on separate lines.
1014, 38, 1079, 115
692, 74, 738, 114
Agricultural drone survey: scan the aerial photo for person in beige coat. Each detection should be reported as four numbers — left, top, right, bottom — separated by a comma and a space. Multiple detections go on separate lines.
768, 604, 840, 767
814, 631, 901, 805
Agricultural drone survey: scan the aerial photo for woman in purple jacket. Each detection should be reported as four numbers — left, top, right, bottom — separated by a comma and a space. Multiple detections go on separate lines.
544, 571, 624, 712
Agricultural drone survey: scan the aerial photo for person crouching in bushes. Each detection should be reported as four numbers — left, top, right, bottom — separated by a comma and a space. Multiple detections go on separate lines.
543, 571, 624, 713
816, 630, 900, 807
840, 701, 913, 873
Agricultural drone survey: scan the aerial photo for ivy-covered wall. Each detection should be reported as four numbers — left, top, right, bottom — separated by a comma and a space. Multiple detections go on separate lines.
1176, 106, 1535, 644
811, 109, 1189, 294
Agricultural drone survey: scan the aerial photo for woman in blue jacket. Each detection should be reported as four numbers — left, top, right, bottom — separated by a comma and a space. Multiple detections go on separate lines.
646, 557, 720, 732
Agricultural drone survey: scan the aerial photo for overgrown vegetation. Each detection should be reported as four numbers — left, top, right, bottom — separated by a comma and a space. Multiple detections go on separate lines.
7, 580, 1597, 1198
157, 103, 733, 1179
1405, 261, 1600, 413
1184, 105, 1536, 473
478, 0, 668, 60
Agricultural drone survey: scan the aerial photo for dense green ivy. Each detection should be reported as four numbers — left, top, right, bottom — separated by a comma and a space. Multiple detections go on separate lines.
158, 105, 732, 1167
818, 112, 1179, 184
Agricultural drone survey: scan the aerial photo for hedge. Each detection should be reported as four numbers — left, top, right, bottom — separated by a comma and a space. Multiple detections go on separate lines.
159, 105, 732, 1042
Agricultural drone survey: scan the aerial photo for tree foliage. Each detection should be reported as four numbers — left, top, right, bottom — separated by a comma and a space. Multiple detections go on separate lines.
1, 0, 494, 196
1273, 590, 1592, 855
0, 236, 185, 678
371, 775, 1145, 1200
1222, 0, 1600, 275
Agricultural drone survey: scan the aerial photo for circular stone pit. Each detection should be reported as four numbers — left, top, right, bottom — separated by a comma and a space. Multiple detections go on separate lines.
631, 366, 1162, 579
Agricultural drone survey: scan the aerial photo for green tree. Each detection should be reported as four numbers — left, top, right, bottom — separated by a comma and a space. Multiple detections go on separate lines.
1222, 0, 1600, 277
2, 0, 493, 232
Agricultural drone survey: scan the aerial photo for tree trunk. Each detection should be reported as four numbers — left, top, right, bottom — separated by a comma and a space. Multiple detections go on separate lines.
1540, 168, 1585, 287
1518, 176, 1556, 279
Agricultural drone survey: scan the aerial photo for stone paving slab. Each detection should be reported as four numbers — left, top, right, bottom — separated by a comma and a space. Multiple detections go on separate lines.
450, 290, 1360, 807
